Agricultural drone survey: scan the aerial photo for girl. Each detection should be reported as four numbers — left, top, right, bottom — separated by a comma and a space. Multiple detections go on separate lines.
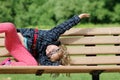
0, 13, 89, 66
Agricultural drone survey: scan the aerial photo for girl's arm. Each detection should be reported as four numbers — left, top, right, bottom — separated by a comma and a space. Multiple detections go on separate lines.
47, 13, 90, 41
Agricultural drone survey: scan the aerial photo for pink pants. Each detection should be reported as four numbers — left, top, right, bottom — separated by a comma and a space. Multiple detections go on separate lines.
0, 23, 38, 66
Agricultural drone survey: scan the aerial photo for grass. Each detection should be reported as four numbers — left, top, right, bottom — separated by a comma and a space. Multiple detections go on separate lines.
43, 23, 120, 29
75, 23, 120, 28
26, 23, 120, 29
1, 73, 120, 80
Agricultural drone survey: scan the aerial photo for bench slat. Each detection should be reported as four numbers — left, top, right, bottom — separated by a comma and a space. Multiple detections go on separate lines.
70, 56, 120, 65
60, 36, 120, 45
0, 47, 9, 56
1, 46, 120, 56
2, 36, 120, 46
67, 46, 120, 55
1, 46, 120, 57
1, 66, 120, 74
63, 27, 120, 36
0, 38, 4, 46
0, 33, 5, 38
1, 28, 120, 36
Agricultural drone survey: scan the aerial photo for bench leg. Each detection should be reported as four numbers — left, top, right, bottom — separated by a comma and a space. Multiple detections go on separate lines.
36, 70, 44, 76
90, 70, 103, 80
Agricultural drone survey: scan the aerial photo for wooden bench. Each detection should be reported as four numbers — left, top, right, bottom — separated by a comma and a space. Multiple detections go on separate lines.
1, 27, 120, 80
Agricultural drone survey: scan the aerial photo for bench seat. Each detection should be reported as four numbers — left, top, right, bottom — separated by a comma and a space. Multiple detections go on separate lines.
1, 66, 120, 74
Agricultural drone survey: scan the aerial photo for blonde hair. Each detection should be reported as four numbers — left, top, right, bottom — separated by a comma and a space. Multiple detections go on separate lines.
58, 45, 70, 65
50, 45, 71, 78
50, 44, 70, 65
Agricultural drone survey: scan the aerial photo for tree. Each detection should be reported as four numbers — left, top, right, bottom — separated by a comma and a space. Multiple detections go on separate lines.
0, 0, 119, 28
0, 0, 13, 22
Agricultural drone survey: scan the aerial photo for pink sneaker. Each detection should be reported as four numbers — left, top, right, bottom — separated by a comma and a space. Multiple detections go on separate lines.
0, 58, 11, 66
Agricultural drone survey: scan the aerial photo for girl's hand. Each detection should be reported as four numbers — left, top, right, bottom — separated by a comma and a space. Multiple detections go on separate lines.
79, 13, 90, 19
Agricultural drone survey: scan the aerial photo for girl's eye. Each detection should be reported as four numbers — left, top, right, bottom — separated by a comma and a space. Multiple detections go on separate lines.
47, 48, 60, 58
56, 48, 60, 52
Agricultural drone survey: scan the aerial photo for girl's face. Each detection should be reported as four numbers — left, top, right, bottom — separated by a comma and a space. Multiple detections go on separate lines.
46, 45, 61, 61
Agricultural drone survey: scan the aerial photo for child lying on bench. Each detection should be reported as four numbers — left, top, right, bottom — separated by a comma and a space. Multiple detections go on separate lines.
0, 13, 89, 66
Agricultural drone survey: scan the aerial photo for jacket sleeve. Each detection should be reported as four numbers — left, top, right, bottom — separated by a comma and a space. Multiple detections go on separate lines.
47, 15, 81, 41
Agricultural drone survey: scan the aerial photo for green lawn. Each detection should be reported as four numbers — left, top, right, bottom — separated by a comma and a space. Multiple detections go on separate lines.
27, 23, 120, 29
76, 23, 120, 28
0, 73, 120, 80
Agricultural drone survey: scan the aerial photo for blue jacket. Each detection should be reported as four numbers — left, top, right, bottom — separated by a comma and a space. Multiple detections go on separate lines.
17, 15, 80, 65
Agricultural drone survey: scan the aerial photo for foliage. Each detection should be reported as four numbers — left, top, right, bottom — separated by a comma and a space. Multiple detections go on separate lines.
0, 73, 120, 80
0, 0, 120, 28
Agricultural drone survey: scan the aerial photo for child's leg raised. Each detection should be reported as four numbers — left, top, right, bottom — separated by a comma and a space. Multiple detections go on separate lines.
0, 23, 38, 66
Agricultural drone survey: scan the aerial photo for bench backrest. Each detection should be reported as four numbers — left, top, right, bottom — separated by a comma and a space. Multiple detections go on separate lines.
1, 27, 120, 66
60, 27, 120, 66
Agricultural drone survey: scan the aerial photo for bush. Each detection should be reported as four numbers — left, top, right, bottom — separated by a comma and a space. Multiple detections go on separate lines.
0, 0, 120, 28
